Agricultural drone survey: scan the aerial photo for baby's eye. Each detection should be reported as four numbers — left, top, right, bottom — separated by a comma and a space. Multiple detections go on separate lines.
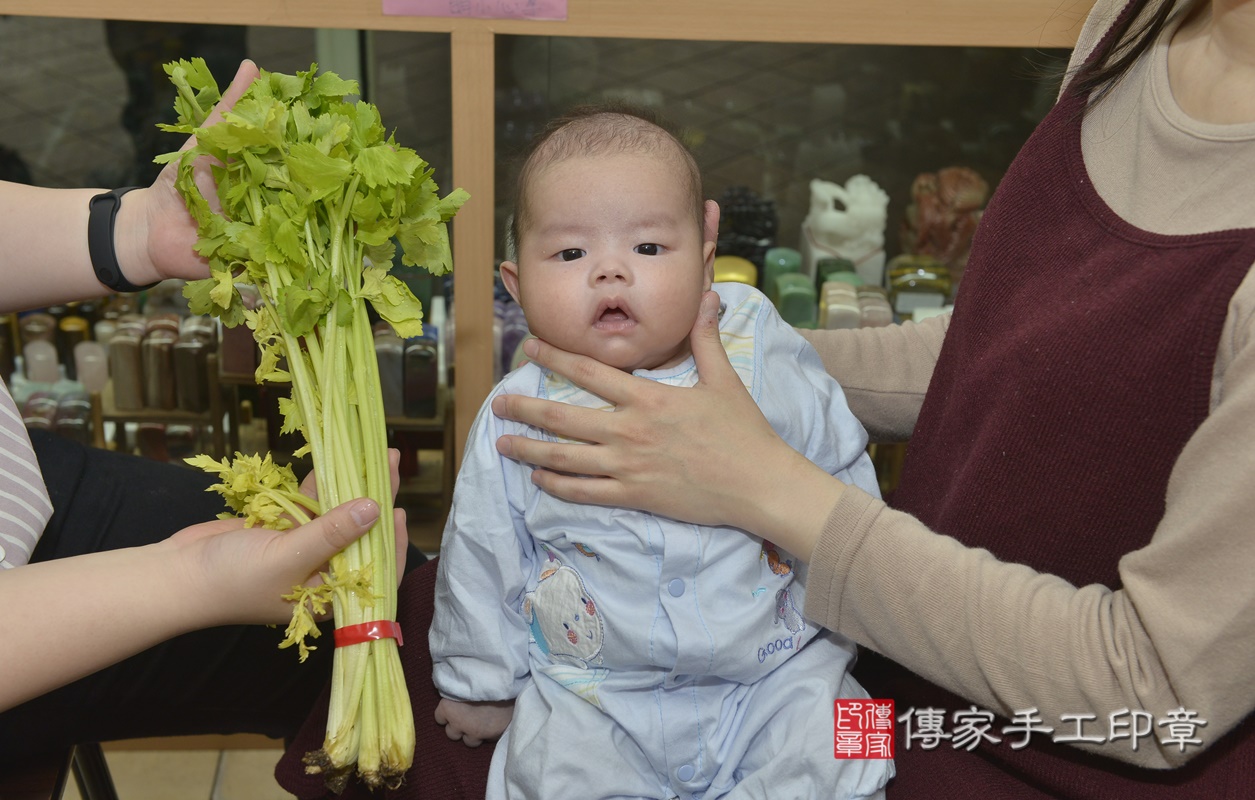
634, 243, 661, 256
558, 249, 585, 262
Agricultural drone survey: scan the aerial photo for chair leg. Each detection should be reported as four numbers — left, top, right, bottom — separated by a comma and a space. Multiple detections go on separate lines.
70, 743, 119, 800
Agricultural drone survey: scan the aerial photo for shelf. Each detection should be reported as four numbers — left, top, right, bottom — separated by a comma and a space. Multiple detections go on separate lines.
386, 383, 449, 432
95, 352, 228, 459
0, 0, 1094, 48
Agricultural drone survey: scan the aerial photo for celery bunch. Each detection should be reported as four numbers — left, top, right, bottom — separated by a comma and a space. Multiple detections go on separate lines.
159, 58, 467, 790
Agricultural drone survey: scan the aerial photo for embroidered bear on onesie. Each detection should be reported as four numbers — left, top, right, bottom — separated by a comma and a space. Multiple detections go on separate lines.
524, 564, 604, 669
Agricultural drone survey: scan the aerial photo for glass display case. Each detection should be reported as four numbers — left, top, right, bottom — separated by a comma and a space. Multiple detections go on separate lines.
492, 36, 1068, 272
0, 0, 1092, 468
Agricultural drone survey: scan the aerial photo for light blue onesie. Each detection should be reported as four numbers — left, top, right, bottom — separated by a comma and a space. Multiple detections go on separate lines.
430, 283, 894, 799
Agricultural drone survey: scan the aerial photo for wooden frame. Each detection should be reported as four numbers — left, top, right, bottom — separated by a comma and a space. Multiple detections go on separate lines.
0, 0, 1093, 464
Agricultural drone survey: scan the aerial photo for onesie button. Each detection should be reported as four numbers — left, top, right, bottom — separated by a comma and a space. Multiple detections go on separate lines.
667, 578, 685, 597
677, 764, 695, 782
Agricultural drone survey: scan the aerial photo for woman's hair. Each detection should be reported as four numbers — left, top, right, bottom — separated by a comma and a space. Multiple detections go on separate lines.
1067, 0, 1206, 105
507, 104, 704, 259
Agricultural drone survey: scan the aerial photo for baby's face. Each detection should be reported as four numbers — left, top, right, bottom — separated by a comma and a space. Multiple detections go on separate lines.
501, 153, 713, 372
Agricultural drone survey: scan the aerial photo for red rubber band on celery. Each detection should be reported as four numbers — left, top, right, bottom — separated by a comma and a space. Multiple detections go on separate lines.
333, 620, 404, 648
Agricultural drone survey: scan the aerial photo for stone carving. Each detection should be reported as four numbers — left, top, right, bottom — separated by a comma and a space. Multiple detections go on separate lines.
901, 166, 989, 288
800, 175, 890, 288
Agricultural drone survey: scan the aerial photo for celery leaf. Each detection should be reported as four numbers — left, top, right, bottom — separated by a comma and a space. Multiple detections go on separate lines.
360, 266, 425, 338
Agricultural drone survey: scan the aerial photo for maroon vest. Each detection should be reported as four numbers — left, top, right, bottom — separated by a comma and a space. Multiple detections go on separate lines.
855, 19, 1255, 799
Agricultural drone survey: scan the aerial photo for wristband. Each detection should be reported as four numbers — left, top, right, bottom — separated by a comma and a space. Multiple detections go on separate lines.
334, 620, 404, 648
87, 186, 160, 293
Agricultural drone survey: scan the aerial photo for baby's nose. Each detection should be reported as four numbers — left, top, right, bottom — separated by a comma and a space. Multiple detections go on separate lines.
591, 258, 631, 283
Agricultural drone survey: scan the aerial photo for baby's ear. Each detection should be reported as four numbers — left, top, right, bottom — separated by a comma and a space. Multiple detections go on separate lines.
701, 242, 716, 290
499, 260, 523, 305
703, 200, 720, 247
701, 201, 719, 287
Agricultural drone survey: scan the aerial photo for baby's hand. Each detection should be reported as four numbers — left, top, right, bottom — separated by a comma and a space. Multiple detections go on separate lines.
434, 697, 515, 747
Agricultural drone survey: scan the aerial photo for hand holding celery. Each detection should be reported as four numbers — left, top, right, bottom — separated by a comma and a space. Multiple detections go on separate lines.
159, 57, 466, 791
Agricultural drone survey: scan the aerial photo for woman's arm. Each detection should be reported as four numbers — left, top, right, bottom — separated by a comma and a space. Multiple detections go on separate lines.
806, 297, 1255, 769
0, 60, 260, 313
2, 448, 408, 713
797, 313, 947, 442
0, 497, 381, 713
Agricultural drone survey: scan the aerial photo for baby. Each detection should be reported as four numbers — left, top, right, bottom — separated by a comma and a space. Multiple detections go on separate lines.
429, 105, 893, 799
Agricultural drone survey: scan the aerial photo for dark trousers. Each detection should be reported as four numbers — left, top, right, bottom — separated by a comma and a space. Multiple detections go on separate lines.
0, 431, 423, 765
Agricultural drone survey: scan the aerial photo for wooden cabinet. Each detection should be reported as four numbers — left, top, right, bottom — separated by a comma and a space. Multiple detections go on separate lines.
0, 0, 1092, 467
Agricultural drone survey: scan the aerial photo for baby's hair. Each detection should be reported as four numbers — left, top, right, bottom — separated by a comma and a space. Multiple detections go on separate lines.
507, 103, 704, 259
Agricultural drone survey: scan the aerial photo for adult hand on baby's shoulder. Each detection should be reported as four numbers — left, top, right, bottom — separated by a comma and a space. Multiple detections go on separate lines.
435, 698, 515, 747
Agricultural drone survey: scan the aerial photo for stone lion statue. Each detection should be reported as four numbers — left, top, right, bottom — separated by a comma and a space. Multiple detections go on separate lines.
800, 175, 890, 287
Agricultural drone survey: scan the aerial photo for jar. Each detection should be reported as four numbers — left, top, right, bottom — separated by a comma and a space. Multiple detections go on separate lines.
142, 328, 178, 410
54, 391, 92, 445
21, 391, 58, 431
74, 341, 109, 394
763, 247, 802, 303
774, 272, 818, 328
174, 334, 211, 413
109, 329, 145, 410
887, 255, 952, 315
374, 330, 405, 418
819, 281, 861, 330
404, 325, 439, 419
713, 255, 758, 286
856, 286, 894, 328
0, 314, 14, 381
815, 257, 859, 290
23, 340, 59, 383
57, 316, 90, 379
18, 312, 56, 347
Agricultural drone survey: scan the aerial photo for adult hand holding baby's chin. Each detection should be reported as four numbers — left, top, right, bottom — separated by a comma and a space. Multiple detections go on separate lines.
490, 290, 817, 541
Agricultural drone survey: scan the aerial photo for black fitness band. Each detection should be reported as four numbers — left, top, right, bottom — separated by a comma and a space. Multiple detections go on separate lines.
87, 186, 160, 293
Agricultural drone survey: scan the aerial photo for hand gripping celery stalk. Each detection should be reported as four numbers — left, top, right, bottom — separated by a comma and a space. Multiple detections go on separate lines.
158, 58, 467, 791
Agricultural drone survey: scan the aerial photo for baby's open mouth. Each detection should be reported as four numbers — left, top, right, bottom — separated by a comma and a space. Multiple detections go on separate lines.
594, 298, 635, 326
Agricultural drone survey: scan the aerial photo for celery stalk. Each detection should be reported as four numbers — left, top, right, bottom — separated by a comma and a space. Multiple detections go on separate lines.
161, 58, 465, 791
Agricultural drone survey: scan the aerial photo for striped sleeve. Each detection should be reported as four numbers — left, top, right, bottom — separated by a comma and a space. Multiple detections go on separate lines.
0, 380, 52, 568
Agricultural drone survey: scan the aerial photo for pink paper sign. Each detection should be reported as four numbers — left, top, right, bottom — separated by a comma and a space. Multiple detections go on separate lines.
383, 0, 567, 20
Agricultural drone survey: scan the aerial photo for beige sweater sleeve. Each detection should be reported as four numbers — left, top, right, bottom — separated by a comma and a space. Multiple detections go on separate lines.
802, 275, 1255, 770
797, 313, 948, 443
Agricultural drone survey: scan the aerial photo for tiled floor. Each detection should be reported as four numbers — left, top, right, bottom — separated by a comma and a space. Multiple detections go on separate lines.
61, 745, 294, 800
